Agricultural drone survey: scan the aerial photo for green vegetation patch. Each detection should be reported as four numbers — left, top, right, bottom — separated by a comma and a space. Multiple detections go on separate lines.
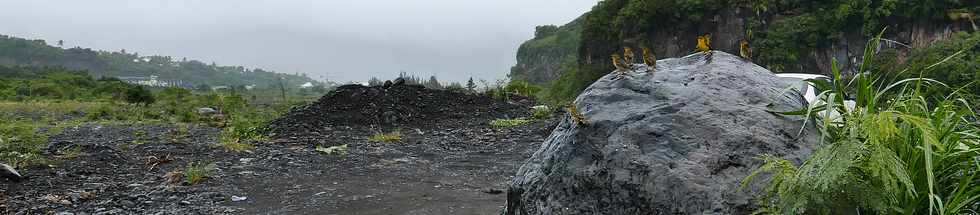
369, 131, 403, 142
490, 118, 534, 129
0, 120, 50, 167
744, 34, 980, 214
183, 162, 217, 185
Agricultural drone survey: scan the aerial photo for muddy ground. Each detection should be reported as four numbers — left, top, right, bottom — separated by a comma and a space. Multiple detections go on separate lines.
1, 85, 556, 215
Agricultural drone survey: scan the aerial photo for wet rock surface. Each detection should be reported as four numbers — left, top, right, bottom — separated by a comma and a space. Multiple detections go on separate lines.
506, 51, 820, 215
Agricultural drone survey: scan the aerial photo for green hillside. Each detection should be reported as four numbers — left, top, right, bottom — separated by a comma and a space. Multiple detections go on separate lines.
508, 17, 583, 85
0, 34, 321, 88
513, 0, 978, 103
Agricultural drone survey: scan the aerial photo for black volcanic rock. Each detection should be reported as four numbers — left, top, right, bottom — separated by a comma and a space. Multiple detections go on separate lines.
267, 84, 530, 138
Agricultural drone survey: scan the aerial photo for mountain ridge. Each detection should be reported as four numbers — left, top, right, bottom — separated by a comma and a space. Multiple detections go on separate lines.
0, 34, 322, 88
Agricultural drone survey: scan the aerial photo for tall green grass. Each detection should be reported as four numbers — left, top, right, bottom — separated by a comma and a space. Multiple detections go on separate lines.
745, 31, 980, 214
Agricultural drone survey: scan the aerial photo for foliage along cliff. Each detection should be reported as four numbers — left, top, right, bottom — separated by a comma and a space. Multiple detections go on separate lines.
508, 17, 583, 85
525, 0, 978, 102
0, 34, 321, 88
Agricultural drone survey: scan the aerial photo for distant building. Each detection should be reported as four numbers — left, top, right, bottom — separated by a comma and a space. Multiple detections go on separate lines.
117, 75, 185, 88
300, 82, 314, 88
211, 86, 231, 91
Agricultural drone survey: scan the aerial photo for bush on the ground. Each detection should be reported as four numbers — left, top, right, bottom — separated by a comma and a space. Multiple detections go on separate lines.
746, 34, 980, 214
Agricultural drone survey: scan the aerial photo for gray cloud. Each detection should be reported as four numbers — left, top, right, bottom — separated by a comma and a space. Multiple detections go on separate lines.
0, 0, 596, 83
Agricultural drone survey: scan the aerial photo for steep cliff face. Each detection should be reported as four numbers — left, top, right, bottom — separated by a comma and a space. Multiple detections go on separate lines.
579, 4, 972, 76
508, 17, 582, 85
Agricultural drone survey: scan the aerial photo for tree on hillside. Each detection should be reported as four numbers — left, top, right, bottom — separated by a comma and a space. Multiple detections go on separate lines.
535, 25, 560, 38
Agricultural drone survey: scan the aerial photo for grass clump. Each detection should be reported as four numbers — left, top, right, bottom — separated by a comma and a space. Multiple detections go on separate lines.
490, 118, 533, 129
218, 134, 255, 152
369, 131, 403, 142
316, 144, 348, 155
744, 32, 980, 214
0, 120, 50, 167
183, 162, 217, 185
531, 105, 554, 119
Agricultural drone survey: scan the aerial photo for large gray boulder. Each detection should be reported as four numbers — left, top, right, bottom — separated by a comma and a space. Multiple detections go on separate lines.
506, 51, 819, 214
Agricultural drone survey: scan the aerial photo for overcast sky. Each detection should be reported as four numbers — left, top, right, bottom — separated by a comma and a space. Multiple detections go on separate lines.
0, 0, 596, 83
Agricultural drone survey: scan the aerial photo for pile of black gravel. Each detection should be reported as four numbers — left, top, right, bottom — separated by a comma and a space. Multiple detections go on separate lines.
266, 84, 531, 138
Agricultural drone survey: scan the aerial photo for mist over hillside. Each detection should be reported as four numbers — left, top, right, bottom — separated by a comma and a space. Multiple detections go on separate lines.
0, 34, 324, 88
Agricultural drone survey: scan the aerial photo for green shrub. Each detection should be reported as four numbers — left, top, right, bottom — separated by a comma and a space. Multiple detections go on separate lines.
744, 33, 980, 214
504, 80, 543, 99
124, 86, 155, 105
184, 162, 217, 185
876, 32, 980, 98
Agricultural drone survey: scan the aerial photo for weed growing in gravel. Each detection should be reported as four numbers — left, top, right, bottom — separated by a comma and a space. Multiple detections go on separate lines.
55, 146, 83, 160
132, 130, 148, 145
0, 120, 51, 167
316, 144, 348, 155
164, 169, 184, 185
491, 118, 533, 128
531, 105, 553, 119
168, 124, 190, 143
217, 112, 271, 152
369, 131, 403, 142
184, 162, 217, 185
218, 133, 255, 152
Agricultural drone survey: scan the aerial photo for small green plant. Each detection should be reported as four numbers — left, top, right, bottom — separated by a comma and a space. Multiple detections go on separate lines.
169, 124, 190, 143
218, 131, 255, 152
56, 146, 83, 160
131, 129, 148, 145
490, 118, 533, 128
217, 113, 270, 152
531, 105, 553, 119
183, 162, 217, 185
316, 144, 348, 155
369, 131, 402, 142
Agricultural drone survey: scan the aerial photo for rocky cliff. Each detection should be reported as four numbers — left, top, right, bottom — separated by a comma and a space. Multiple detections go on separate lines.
516, 0, 976, 101
508, 17, 582, 85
